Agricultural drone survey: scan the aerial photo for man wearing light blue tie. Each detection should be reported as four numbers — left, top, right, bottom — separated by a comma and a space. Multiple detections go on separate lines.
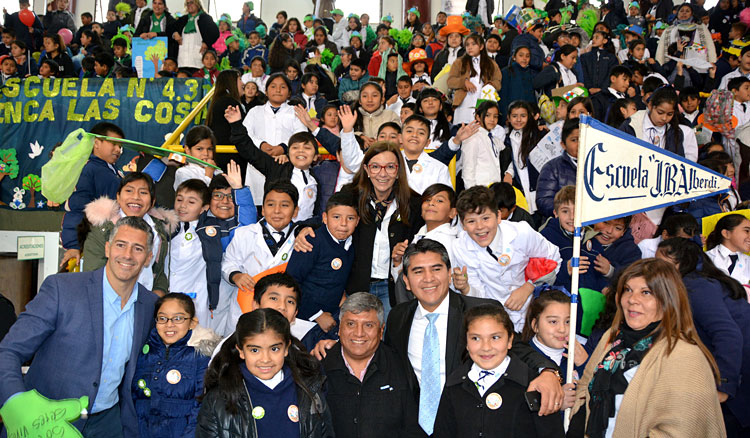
385, 238, 565, 435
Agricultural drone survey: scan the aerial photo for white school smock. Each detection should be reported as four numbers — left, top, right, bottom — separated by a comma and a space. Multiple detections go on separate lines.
221, 222, 296, 283
174, 163, 223, 191
461, 126, 506, 188
167, 220, 211, 329
242, 102, 308, 205
334, 130, 364, 191
508, 129, 538, 214
450, 220, 561, 330
706, 244, 750, 286
453, 56, 483, 125
402, 150, 453, 194
391, 222, 461, 281
290, 167, 317, 221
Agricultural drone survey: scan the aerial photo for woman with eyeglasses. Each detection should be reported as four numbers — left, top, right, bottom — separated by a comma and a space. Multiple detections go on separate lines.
132, 292, 221, 438
171, 0, 219, 71
294, 142, 424, 318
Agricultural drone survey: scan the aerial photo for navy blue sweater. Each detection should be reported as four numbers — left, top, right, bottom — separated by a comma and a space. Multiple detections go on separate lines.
286, 227, 355, 321
500, 62, 537, 122
579, 48, 619, 91
61, 155, 121, 249
241, 364, 301, 438
682, 272, 750, 426
536, 153, 576, 218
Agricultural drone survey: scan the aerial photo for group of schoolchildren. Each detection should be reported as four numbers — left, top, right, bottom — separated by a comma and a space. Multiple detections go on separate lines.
10, 1, 750, 437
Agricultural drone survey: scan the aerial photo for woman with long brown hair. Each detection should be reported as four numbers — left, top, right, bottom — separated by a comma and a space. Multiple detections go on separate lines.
205, 69, 244, 173
294, 141, 423, 317
568, 258, 725, 438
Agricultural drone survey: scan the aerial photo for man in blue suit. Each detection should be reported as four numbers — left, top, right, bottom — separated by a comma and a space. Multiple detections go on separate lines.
0, 216, 159, 438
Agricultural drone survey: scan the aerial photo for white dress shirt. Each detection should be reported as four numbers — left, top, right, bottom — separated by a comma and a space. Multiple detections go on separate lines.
371, 200, 398, 279
174, 163, 223, 191
468, 356, 511, 396
637, 236, 662, 259
402, 150, 453, 195
706, 244, 750, 286
461, 126, 506, 188
408, 293, 450, 388
290, 167, 317, 221
558, 62, 577, 86
167, 219, 210, 327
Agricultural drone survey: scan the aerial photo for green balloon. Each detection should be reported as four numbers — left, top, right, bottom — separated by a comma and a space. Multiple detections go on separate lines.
0, 390, 89, 438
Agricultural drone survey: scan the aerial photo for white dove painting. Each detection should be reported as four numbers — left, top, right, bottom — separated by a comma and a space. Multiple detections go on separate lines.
28, 141, 44, 160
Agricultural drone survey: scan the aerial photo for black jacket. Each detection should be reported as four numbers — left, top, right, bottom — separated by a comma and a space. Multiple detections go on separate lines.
465, 0, 494, 25
384, 292, 558, 400
431, 47, 465, 81
135, 11, 179, 58
196, 374, 334, 438
342, 185, 424, 302
322, 343, 425, 438
172, 12, 220, 47
433, 354, 565, 438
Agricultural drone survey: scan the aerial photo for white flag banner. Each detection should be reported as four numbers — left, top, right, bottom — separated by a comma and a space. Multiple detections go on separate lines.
576, 115, 732, 226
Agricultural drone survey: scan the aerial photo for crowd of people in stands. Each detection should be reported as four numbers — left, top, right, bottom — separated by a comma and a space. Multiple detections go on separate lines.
1, 0, 750, 437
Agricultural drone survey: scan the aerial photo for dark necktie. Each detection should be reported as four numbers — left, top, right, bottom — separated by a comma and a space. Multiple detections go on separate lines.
308, 96, 314, 110
489, 132, 498, 157
742, 103, 747, 112
729, 254, 739, 274
486, 246, 497, 261
301, 170, 308, 184
183, 222, 190, 232
406, 159, 418, 172
261, 220, 286, 256
270, 106, 281, 114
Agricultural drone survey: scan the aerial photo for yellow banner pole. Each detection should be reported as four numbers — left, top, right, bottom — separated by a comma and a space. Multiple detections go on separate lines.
160, 86, 215, 148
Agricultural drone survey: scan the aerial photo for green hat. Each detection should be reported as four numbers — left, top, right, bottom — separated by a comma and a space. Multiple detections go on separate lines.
331, 8, 344, 16
628, 1, 640, 9
225, 35, 238, 45
349, 30, 362, 40
407, 7, 420, 18
551, 86, 589, 107
348, 13, 359, 19
255, 24, 266, 38
303, 14, 314, 22
381, 14, 393, 23
244, 1, 253, 10
653, 21, 668, 30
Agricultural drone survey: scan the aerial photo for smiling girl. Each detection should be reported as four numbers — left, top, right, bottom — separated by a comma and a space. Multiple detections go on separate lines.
133, 293, 221, 438
706, 214, 750, 287
353, 82, 400, 145
461, 101, 510, 188
197, 309, 333, 437
433, 304, 565, 437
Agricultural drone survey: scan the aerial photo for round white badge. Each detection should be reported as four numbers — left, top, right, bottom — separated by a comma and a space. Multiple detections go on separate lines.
498, 254, 511, 266
585, 240, 592, 251
185, 232, 193, 241
331, 258, 342, 270
166, 369, 181, 385
305, 187, 315, 198
287, 405, 299, 423
252, 406, 265, 419
205, 226, 217, 237
413, 163, 423, 173
486, 392, 503, 410
282, 253, 288, 261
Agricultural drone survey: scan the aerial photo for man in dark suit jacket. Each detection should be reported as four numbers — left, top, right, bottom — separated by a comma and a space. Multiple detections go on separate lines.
384, 238, 564, 435
0, 217, 159, 438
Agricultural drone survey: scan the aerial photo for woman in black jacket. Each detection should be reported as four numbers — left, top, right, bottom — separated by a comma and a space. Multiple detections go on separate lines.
294, 142, 424, 317
306, 26, 339, 55
171, 0, 219, 70
135, 0, 178, 58
206, 69, 245, 174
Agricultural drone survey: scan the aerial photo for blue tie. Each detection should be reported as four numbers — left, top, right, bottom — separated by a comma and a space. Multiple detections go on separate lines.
419, 313, 441, 435
476, 370, 495, 392
729, 254, 739, 274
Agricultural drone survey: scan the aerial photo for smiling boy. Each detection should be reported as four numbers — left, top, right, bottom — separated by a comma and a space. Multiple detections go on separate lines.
60, 122, 125, 269
286, 191, 359, 335
400, 115, 452, 194
451, 186, 561, 331
227, 104, 321, 221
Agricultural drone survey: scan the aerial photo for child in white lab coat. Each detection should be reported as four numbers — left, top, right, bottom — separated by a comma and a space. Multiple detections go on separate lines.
221, 180, 301, 297
461, 101, 510, 189
705, 213, 750, 288
400, 114, 453, 194
173, 126, 223, 190
450, 185, 561, 330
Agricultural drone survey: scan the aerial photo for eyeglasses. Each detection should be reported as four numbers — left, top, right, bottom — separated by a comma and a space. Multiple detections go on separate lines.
155, 315, 190, 324
367, 163, 399, 175
212, 192, 233, 201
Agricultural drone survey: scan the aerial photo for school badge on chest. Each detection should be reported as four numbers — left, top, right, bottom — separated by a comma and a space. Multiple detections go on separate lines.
585, 240, 592, 251
166, 369, 182, 384
486, 392, 502, 410
287, 405, 299, 422
282, 253, 289, 261
252, 406, 265, 419
305, 187, 315, 198
413, 163, 423, 173
205, 226, 217, 237
498, 254, 511, 266
331, 258, 342, 270
185, 232, 193, 241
